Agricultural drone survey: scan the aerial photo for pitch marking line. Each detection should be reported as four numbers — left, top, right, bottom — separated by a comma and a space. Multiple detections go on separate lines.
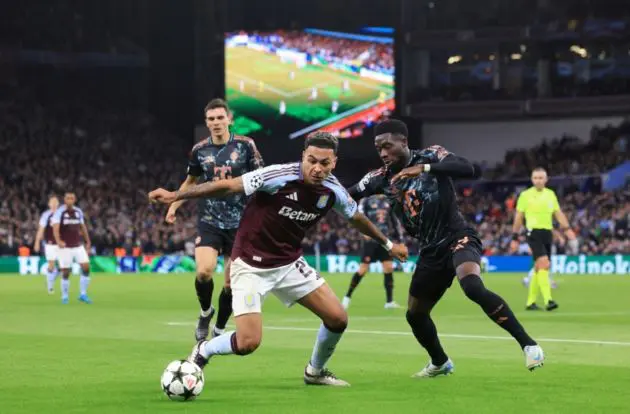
165, 322, 630, 347
278, 311, 630, 322
226, 70, 291, 97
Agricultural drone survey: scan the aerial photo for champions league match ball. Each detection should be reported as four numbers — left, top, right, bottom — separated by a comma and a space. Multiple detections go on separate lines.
161, 360, 205, 401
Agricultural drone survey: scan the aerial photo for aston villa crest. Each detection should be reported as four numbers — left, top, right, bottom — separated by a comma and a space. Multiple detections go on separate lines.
316, 195, 329, 209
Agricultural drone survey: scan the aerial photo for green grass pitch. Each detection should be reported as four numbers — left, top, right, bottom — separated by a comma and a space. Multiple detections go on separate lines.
226, 47, 393, 128
2, 272, 630, 413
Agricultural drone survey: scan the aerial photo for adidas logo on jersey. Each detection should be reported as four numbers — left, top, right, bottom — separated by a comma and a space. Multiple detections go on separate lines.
278, 206, 319, 222
285, 192, 298, 201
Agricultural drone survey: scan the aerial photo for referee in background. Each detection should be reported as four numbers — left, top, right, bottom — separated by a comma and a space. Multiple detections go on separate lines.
512, 167, 578, 311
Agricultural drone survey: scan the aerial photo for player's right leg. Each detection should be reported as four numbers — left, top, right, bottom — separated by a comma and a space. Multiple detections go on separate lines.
212, 256, 232, 338
406, 261, 454, 378
381, 259, 400, 309
44, 244, 59, 294
526, 263, 541, 310
528, 231, 557, 311
193, 224, 227, 341
188, 258, 268, 369
298, 283, 350, 386
213, 228, 237, 338
452, 232, 543, 371
77, 246, 92, 304
189, 312, 263, 370
341, 260, 369, 309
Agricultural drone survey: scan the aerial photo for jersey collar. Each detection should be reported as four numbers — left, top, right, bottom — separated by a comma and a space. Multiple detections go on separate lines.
208, 132, 233, 146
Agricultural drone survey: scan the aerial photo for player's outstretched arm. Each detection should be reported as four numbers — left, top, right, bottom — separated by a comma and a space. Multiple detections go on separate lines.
392, 147, 480, 184
347, 169, 386, 201
348, 212, 408, 262
149, 177, 244, 205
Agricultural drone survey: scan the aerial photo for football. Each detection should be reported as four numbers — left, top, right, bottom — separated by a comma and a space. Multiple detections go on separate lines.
160, 360, 205, 401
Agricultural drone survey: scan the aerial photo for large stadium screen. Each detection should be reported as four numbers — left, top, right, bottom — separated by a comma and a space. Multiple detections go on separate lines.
225, 29, 395, 139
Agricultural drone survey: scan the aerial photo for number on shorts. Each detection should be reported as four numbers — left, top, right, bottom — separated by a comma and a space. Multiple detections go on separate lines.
296, 259, 320, 279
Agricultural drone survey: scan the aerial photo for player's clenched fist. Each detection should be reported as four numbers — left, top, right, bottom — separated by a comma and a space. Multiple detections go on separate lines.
165, 209, 177, 224
390, 243, 409, 262
149, 188, 177, 204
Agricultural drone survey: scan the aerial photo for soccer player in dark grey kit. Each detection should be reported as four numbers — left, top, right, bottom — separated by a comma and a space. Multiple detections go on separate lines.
150, 132, 408, 386
166, 99, 264, 341
348, 119, 544, 377
341, 194, 403, 310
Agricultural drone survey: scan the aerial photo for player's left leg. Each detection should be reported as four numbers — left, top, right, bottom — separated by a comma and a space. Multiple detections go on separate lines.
298, 283, 350, 386
453, 234, 543, 370
46, 260, 58, 294
406, 261, 454, 378
57, 247, 72, 304
77, 247, 92, 304
382, 259, 400, 308
44, 244, 59, 294
213, 256, 232, 338
342, 261, 368, 309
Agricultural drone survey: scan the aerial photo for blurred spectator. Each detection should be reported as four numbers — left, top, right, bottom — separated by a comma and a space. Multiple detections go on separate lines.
486, 120, 630, 179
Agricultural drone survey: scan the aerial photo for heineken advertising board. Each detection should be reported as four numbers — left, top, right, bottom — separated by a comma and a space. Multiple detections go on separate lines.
0, 255, 628, 275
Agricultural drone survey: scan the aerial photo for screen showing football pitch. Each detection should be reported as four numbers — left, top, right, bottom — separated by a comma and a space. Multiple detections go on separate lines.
225, 29, 394, 139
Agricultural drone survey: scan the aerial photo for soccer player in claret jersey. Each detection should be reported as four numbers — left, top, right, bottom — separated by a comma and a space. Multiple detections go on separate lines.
348, 119, 544, 376
166, 98, 264, 342
34, 195, 60, 294
51, 192, 92, 304
341, 194, 403, 310
149, 132, 408, 386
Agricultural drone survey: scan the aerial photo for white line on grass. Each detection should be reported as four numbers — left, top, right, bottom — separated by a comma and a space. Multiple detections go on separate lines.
287, 82, 331, 97
165, 322, 630, 347
277, 311, 630, 322
226, 70, 291, 97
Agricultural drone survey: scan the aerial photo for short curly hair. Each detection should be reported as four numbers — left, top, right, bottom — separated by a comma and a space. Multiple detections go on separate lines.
304, 131, 339, 155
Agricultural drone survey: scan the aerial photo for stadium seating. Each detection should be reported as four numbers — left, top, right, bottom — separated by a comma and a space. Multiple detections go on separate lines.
1, 90, 627, 257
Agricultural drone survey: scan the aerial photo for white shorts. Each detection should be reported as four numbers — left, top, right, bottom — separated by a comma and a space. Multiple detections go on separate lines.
230, 257, 325, 317
44, 244, 59, 261
58, 246, 89, 269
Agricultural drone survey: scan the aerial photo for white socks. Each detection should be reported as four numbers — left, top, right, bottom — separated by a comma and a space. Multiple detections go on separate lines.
201, 331, 236, 358
46, 268, 58, 291
309, 324, 344, 373
80, 275, 90, 296
61, 279, 70, 299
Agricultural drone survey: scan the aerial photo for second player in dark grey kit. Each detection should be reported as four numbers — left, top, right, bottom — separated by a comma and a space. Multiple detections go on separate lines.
341, 194, 403, 310
348, 119, 544, 377
166, 98, 264, 341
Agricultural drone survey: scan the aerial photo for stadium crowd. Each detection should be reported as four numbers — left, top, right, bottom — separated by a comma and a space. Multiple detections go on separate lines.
0, 92, 627, 257
253, 31, 394, 74
485, 120, 630, 179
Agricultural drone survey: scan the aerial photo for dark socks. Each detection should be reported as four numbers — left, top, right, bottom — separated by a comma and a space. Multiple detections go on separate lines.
195, 277, 214, 312
345, 272, 363, 298
384, 272, 393, 302
215, 287, 233, 330
459, 274, 537, 349
406, 311, 449, 366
